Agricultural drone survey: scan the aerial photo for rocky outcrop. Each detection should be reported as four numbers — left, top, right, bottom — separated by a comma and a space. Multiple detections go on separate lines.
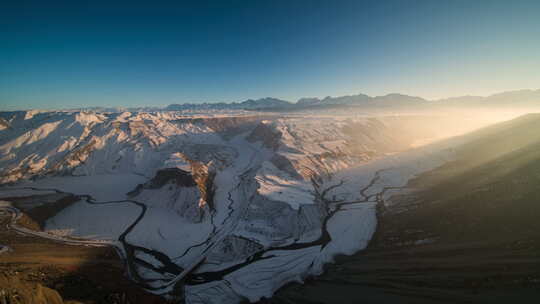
190, 162, 216, 210
0, 275, 65, 304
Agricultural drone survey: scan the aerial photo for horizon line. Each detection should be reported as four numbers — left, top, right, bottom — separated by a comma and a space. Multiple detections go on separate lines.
1, 87, 539, 112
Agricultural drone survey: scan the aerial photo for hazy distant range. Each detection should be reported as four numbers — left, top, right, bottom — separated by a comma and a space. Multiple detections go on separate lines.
29, 89, 540, 113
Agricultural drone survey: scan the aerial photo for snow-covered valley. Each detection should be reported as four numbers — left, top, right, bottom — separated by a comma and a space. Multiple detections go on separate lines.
0, 110, 498, 303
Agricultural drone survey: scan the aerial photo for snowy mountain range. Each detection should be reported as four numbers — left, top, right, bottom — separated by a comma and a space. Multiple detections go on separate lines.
0, 104, 534, 304
11, 89, 538, 113
284, 89, 540, 110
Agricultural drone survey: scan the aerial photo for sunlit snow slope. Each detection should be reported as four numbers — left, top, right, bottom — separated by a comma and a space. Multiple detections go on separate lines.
0, 110, 478, 303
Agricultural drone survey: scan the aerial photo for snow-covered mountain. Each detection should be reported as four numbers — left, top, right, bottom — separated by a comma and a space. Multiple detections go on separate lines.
0, 110, 505, 303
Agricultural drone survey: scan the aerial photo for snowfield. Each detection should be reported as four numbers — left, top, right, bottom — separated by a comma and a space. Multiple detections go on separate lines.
17, 174, 147, 201
45, 199, 140, 240
0, 110, 479, 303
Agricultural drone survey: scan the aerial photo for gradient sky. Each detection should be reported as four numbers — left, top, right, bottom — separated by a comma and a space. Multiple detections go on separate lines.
1, 0, 540, 110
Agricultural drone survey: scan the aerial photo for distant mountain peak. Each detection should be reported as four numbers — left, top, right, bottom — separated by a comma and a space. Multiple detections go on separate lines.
22, 89, 535, 113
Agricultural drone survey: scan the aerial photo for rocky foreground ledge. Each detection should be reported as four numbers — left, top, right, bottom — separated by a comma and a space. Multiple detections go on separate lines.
0, 194, 168, 304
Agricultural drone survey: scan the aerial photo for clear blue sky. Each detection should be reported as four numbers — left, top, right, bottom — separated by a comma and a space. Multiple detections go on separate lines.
1, 0, 539, 110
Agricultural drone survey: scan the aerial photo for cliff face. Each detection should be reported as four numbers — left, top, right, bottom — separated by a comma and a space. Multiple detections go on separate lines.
190, 161, 216, 211
130, 168, 197, 192
128, 162, 216, 223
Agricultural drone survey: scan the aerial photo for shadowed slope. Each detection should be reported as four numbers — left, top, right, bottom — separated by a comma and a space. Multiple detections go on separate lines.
267, 113, 540, 304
